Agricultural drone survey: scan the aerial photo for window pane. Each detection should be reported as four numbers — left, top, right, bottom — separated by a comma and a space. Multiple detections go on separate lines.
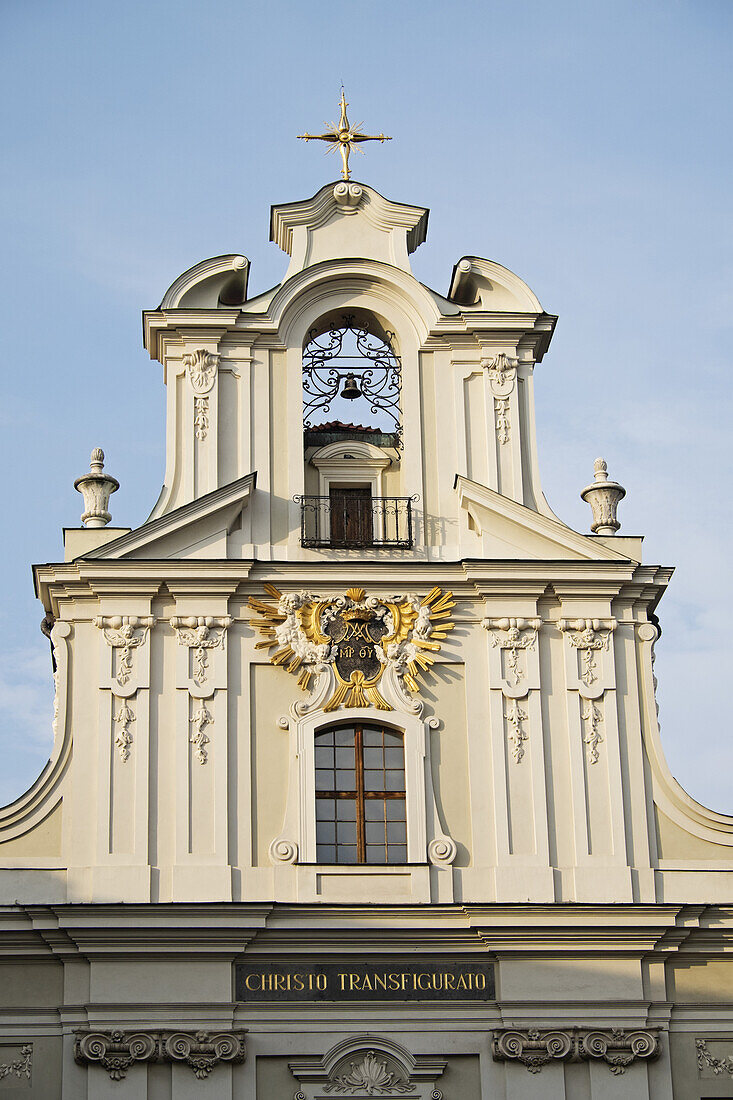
317, 844, 336, 863
337, 821, 357, 845
318, 821, 336, 843
365, 821, 385, 843
339, 845, 358, 864
386, 799, 405, 820
315, 743, 334, 767
336, 800, 356, 820
383, 730, 402, 747
336, 769, 355, 789
364, 769, 385, 791
387, 820, 407, 844
316, 799, 335, 820
315, 769, 334, 791
363, 746, 384, 768
334, 728, 354, 747
386, 845, 407, 863
335, 746, 354, 768
385, 770, 405, 792
384, 747, 403, 768
315, 730, 335, 747
361, 727, 383, 748
365, 801, 384, 821
366, 844, 387, 864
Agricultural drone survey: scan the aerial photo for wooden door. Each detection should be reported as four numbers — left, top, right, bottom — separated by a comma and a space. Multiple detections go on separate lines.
329, 487, 373, 547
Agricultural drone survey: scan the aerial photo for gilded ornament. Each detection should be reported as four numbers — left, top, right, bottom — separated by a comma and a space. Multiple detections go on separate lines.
248, 584, 454, 712
297, 89, 392, 181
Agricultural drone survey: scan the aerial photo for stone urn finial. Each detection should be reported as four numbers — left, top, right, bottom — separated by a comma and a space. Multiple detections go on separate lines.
74, 448, 119, 528
580, 457, 625, 534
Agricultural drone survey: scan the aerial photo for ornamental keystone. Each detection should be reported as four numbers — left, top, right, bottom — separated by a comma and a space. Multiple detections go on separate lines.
74, 447, 119, 528
580, 457, 625, 534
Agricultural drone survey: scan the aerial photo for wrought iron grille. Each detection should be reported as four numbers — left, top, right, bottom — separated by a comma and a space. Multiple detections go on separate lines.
302, 316, 402, 448
296, 494, 415, 549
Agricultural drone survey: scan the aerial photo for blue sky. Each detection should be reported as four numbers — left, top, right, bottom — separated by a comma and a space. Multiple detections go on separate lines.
0, 0, 731, 808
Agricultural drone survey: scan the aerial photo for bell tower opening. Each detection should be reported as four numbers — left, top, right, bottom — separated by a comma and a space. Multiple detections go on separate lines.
300, 313, 414, 549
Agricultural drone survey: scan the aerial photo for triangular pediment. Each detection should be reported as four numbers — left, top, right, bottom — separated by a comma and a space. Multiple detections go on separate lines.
455, 475, 634, 562
81, 473, 256, 560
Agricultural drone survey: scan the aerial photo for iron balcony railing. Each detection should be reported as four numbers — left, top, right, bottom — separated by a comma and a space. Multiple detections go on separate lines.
296, 494, 416, 549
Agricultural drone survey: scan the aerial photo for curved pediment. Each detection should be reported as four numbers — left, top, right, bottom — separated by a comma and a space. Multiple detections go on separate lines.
270, 180, 429, 277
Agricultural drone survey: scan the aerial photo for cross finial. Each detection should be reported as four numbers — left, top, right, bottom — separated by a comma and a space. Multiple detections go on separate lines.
297, 90, 392, 181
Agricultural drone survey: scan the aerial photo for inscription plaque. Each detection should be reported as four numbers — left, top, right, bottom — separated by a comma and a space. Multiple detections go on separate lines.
235, 960, 495, 1002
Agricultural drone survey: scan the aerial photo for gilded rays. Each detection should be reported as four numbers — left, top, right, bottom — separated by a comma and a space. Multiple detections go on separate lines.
248, 585, 455, 710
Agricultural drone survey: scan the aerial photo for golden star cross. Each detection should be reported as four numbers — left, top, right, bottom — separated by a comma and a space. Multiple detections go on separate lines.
297, 89, 392, 181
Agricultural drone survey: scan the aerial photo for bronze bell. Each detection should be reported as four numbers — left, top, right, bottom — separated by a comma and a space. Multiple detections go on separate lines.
340, 372, 362, 400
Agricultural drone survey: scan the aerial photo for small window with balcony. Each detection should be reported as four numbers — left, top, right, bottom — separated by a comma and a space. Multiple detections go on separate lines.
315, 723, 407, 864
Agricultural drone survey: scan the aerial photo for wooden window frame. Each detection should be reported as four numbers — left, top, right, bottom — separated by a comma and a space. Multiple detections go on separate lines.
315, 724, 406, 864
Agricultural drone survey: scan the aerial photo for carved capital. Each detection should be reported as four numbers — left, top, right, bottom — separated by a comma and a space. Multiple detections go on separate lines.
184, 349, 219, 394
74, 1030, 157, 1081
558, 618, 615, 689
482, 617, 541, 688
170, 616, 231, 687
481, 352, 517, 395
492, 1027, 660, 1075
74, 1028, 246, 1081
96, 615, 155, 688
493, 1028, 572, 1073
162, 1030, 246, 1080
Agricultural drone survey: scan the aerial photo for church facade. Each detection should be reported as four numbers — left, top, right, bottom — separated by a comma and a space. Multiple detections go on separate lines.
0, 175, 732, 1098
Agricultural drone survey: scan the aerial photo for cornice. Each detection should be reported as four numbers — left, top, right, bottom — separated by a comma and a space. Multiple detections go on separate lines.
32, 558, 671, 616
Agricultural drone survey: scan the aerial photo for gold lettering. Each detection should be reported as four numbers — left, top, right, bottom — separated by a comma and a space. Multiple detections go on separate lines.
244, 973, 261, 991
373, 974, 387, 992
338, 973, 348, 991
274, 975, 286, 991
361, 974, 373, 991
475, 973, 486, 990
293, 974, 305, 991
349, 974, 361, 991
388, 973, 400, 991
456, 974, 468, 991
342, 645, 354, 657
445, 974, 456, 991
416, 973, 431, 990
316, 974, 327, 991
400, 974, 408, 990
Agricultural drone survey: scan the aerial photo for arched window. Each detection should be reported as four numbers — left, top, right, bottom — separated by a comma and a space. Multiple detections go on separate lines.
302, 314, 402, 448
314, 723, 407, 864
